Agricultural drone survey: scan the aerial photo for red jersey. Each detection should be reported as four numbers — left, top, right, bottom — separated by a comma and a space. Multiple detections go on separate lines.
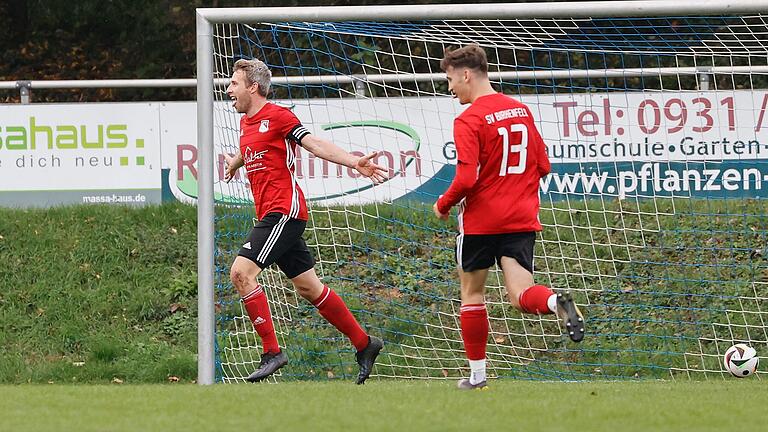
239, 103, 311, 221
436, 93, 550, 235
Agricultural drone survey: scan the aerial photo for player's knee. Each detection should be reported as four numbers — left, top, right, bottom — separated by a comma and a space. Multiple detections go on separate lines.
294, 282, 317, 300
294, 284, 312, 300
292, 278, 323, 301
230, 266, 252, 291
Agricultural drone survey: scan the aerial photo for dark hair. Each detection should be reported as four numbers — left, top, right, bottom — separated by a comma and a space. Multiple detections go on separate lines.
440, 44, 488, 74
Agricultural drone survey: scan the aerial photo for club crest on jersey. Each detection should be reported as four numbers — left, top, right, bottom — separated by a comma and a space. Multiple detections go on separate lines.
259, 120, 270, 133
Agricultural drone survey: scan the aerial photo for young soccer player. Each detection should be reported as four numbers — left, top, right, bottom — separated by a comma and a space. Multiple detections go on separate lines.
432, 45, 585, 390
224, 58, 385, 384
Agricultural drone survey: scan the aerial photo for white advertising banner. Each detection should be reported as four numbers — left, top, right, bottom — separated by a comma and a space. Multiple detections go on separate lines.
3, 90, 767, 208
159, 100, 456, 206
0, 103, 161, 206
161, 91, 768, 205
539, 91, 767, 162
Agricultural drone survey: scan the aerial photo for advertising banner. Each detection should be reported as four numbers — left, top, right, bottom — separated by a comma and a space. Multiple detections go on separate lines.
0, 103, 161, 206
159, 100, 453, 206
3, 90, 767, 208
538, 91, 768, 199
162, 91, 768, 205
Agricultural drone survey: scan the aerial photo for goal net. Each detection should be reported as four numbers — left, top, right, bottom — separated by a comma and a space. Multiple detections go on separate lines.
199, 2, 768, 382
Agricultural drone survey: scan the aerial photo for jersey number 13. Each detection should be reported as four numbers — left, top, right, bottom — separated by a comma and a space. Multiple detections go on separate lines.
497, 124, 528, 176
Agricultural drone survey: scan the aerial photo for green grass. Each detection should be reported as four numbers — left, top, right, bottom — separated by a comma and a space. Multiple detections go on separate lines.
1, 381, 766, 432
0, 203, 197, 384
2, 200, 768, 383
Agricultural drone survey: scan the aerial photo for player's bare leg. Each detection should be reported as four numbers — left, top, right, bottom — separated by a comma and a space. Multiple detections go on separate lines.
499, 256, 534, 309
292, 268, 383, 384
457, 266, 490, 390
290, 267, 325, 301
230, 256, 264, 298
230, 256, 288, 382
499, 257, 584, 342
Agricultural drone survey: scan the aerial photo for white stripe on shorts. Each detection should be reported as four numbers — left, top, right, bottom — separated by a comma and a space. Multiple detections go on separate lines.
257, 214, 290, 263
456, 233, 464, 269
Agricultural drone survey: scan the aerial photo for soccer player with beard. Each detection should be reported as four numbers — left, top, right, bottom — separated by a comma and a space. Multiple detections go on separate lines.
433, 45, 585, 390
224, 58, 385, 384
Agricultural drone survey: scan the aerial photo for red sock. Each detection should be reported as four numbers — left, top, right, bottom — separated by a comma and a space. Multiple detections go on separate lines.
312, 285, 369, 351
518, 284, 555, 315
460, 304, 488, 361
242, 285, 280, 353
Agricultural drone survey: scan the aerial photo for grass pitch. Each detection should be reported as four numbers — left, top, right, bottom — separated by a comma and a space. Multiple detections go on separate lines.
1, 380, 766, 432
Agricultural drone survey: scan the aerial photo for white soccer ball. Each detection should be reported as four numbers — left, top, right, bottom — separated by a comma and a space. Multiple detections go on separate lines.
723, 343, 759, 377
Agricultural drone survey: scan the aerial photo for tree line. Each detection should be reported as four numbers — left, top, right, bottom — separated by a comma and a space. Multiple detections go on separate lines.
0, 0, 759, 103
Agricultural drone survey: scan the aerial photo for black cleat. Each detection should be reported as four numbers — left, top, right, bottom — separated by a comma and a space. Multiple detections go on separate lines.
556, 292, 585, 342
355, 336, 384, 385
246, 350, 288, 383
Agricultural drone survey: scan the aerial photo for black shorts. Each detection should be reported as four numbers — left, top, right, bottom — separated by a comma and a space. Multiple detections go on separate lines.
456, 231, 536, 273
238, 212, 315, 279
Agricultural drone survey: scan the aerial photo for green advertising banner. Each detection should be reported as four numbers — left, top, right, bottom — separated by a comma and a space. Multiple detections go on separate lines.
0, 103, 161, 207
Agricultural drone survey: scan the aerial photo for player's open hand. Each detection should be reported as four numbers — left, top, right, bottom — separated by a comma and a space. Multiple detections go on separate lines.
223, 153, 238, 183
433, 202, 449, 220
355, 151, 389, 184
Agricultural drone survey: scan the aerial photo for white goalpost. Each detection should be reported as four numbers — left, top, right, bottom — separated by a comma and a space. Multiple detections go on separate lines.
196, 1, 768, 385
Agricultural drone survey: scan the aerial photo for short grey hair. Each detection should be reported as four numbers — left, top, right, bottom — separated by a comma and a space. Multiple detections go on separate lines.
233, 58, 271, 96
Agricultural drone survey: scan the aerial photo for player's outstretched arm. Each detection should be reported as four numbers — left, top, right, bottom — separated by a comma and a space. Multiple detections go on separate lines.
223, 152, 244, 183
300, 135, 388, 184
